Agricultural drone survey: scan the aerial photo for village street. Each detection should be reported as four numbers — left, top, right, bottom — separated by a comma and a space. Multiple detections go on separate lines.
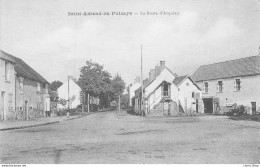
0, 111, 259, 164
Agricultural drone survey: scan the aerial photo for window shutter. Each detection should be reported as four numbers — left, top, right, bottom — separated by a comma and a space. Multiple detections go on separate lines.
216, 82, 219, 92
233, 79, 236, 91
240, 79, 241, 90
222, 82, 224, 92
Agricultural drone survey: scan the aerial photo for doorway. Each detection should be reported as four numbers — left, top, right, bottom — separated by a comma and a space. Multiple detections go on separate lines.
25, 100, 29, 120
163, 82, 169, 97
203, 98, 213, 113
1, 92, 5, 120
251, 102, 256, 115
196, 99, 198, 113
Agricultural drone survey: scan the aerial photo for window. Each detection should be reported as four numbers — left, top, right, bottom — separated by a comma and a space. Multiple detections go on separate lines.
204, 82, 208, 93
192, 92, 195, 98
19, 78, 24, 94
235, 78, 241, 91
218, 81, 223, 92
8, 93, 13, 111
4, 62, 10, 81
37, 94, 42, 103
37, 82, 41, 92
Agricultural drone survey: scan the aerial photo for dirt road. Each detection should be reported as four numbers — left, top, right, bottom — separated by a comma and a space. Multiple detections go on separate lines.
0, 111, 259, 163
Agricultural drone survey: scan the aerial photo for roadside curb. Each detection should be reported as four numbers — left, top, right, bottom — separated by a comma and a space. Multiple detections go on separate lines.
0, 121, 60, 131
0, 113, 92, 131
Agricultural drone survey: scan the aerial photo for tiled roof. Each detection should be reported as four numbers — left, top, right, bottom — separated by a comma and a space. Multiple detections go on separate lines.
173, 75, 187, 85
1, 50, 49, 84
192, 56, 260, 82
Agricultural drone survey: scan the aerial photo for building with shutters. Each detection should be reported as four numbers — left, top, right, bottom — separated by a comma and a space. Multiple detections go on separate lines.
192, 55, 260, 114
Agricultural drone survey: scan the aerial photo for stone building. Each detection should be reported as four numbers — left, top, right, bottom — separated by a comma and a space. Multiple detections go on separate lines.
0, 50, 50, 120
0, 51, 16, 120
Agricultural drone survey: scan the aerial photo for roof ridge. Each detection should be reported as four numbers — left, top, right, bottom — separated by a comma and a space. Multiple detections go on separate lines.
200, 55, 260, 68
175, 75, 187, 78
2, 50, 49, 84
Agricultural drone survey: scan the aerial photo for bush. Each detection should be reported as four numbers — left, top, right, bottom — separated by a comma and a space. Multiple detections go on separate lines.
56, 108, 82, 116
56, 109, 68, 116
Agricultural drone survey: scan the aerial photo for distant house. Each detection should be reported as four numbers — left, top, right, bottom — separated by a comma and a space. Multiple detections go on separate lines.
127, 76, 141, 107
173, 75, 203, 113
134, 61, 203, 116
57, 76, 82, 109
0, 50, 50, 120
0, 51, 16, 120
192, 55, 260, 114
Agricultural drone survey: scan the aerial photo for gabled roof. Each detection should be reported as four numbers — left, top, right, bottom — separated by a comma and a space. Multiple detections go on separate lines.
0, 50, 15, 63
135, 67, 177, 93
173, 75, 187, 85
1, 50, 49, 84
192, 56, 260, 82
174, 75, 201, 90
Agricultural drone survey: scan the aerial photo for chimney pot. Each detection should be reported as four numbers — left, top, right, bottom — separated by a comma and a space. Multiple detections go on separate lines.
160, 61, 165, 67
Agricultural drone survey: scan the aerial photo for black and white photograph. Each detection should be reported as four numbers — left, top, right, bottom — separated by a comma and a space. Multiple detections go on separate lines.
0, 0, 260, 165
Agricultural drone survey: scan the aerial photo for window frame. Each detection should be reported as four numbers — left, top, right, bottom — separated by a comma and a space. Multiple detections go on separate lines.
37, 82, 41, 92
217, 80, 223, 93
203, 82, 209, 93
234, 78, 241, 91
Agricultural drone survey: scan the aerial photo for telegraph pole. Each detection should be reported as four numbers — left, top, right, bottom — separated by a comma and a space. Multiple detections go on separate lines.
67, 76, 70, 117
118, 94, 121, 117
87, 93, 90, 113
82, 91, 85, 113
141, 45, 144, 117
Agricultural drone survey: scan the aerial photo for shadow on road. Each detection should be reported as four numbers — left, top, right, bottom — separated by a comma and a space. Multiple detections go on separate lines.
54, 149, 63, 164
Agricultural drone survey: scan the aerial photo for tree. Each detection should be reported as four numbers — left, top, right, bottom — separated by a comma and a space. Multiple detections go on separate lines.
111, 74, 126, 99
121, 93, 129, 108
78, 60, 113, 108
49, 80, 63, 91
111, 74, 125, 114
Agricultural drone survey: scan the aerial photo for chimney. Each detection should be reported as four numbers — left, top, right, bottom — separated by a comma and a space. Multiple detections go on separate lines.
155, 65, 161, 77
160, 61, 165, 67
149, 69, 156, 82
68, 75, 73, 80
134, 76, 140, 84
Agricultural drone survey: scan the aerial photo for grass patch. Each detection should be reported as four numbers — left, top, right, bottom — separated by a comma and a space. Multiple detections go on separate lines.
228, 114, 260, 122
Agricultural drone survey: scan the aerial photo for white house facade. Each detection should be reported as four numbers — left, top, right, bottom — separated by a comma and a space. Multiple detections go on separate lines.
57, 77, 82, 109
192, 55, 260, 114
134, 61, 203, 116
128, 81, 141, 107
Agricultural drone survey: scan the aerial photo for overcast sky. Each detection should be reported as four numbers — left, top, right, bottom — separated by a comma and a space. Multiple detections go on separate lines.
1, 0, 260, 85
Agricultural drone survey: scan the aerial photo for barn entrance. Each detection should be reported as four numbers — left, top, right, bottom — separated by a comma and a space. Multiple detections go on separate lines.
203, 98, 213, 113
